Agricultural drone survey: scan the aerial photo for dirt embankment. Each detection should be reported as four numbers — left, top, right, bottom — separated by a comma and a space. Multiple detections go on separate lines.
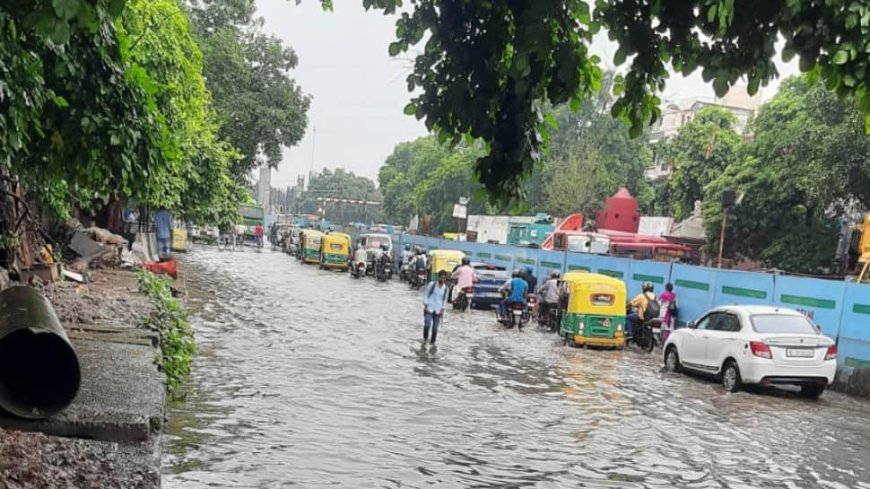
0, 428, 160, 489
46, 269, 154, 326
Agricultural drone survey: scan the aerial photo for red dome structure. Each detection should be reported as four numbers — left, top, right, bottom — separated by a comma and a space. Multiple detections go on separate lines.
596, 187, 639, 233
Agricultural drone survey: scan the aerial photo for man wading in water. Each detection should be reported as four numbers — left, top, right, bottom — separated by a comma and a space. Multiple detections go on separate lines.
422, 270, 449, 346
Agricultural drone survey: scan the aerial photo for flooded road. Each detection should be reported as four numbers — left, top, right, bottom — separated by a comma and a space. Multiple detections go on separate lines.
164, 246, 870, 488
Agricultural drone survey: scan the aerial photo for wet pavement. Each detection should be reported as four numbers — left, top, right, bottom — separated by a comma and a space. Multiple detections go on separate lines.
164, 246, 870, 488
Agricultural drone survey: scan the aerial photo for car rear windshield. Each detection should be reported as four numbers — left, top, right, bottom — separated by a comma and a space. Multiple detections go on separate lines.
750, 314, 819, 334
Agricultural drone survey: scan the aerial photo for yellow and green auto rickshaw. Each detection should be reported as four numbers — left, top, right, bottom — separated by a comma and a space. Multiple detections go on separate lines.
560, 271, 627, 348
428, 249, 466, 281
301, 230, 324, 264
320, 232, 351, 270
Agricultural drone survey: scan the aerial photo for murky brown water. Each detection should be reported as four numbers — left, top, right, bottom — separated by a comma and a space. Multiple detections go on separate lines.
164, 246, 870, 488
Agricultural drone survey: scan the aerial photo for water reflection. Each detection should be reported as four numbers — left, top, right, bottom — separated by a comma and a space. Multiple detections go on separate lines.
164, 246, 870, 488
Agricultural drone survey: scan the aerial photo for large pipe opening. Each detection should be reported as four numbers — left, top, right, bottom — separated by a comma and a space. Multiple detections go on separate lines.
0, 329, 80, 418
0, 286, 81, 419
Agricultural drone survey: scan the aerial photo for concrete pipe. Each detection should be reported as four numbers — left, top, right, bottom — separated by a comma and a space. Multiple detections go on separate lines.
0, 286, 80, 419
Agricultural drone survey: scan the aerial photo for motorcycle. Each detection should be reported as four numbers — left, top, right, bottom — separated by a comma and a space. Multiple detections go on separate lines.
452, 286, 473, 312
409, 270, 427, 290
375, 257, 392, 282
497, 301, 530, 329
626, 304, 658, 352
537, 302, 561, 333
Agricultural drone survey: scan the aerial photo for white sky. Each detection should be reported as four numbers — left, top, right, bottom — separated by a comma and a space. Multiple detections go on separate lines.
256, 0, 799, 187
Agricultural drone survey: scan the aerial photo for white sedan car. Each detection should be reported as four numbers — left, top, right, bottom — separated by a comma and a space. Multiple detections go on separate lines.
663, 305, 837, 399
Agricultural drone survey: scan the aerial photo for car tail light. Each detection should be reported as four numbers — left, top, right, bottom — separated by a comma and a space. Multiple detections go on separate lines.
825, 344, 838, 361
750, 341, 772, 359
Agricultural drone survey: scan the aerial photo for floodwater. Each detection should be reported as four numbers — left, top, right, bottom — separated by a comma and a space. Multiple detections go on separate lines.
164, 246, 870, 489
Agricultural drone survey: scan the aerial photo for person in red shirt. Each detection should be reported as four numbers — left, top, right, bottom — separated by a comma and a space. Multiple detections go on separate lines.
254, 224, 264, 248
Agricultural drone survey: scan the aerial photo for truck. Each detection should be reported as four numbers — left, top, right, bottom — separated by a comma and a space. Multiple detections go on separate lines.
507, 213, 555, 247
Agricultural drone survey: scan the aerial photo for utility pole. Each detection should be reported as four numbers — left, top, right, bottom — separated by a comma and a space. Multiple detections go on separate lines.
717, 207, 728, 268
718, 189, 737, 268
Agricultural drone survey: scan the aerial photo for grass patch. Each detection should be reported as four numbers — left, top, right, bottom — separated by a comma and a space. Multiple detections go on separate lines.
138, 269, 194, 399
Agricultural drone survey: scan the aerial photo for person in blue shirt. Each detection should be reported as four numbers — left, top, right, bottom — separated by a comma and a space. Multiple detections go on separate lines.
422, 270, 449, 345
498, 269, 529, 318
154, 208, 173, 259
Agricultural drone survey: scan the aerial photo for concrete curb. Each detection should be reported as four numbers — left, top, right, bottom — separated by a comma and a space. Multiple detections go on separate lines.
0, 338, 165, 442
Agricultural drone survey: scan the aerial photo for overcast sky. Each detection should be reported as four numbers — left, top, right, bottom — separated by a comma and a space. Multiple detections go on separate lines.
256, 0, 799, 188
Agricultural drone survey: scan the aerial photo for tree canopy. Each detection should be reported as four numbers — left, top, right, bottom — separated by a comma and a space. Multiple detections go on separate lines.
298, 168, 383, 224
703, 75, 870, 273
187, 0, 310, 181
314, 0, 870, 205
665, 106, 743, 220
378, 78, 652, 234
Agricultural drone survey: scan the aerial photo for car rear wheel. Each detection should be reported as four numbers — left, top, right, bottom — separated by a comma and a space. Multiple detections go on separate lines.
800, 384, 826, 400
721, 360, 742, 393
664, 346, 682, 373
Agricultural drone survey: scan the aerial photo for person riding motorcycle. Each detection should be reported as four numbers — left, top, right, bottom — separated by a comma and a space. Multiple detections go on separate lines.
521, 266, 538, 292
538, 271, 561, 322
450, 256, 477, 301
376, 243, 393, 278
498, 269, 529, 319
400, 244, 414, 265
412, 248, 428, 284
626, 281, 657, 337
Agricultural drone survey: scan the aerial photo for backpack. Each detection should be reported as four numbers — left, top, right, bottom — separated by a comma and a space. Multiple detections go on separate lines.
645, 295, 662, 320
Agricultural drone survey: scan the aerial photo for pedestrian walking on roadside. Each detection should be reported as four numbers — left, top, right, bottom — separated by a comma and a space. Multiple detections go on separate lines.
659, 282, 678, 343
154, 208, 172, 259
422, 270, 449, 345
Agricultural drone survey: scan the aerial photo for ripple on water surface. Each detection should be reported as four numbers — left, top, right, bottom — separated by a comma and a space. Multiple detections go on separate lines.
163, 246, 870, 489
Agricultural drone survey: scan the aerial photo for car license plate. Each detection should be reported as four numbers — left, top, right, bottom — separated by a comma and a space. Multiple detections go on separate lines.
786, 348, 814, 358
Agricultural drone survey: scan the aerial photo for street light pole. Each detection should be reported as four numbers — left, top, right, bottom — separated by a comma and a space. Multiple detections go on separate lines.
718, 189, 737, 268
717, 206, 728, 268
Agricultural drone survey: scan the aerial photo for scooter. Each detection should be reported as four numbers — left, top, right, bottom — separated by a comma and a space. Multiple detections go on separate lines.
351, 261, 366, 279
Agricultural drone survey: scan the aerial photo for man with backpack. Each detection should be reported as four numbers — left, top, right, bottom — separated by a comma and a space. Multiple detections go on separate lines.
626, 281, 660, 337
422, 270, 450, 345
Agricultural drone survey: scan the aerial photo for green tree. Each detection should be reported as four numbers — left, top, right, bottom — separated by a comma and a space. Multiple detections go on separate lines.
540, 77, 653, 216
121, 0, 241, 225
0, 1, 241, 229
666, 106, 743, 220
378, 137, 489, 233
700, 75, 870, 273
299, 169, 383, 224
188, 0, 310, 180
704, 157, 838, 273
317, 0, 870, 204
